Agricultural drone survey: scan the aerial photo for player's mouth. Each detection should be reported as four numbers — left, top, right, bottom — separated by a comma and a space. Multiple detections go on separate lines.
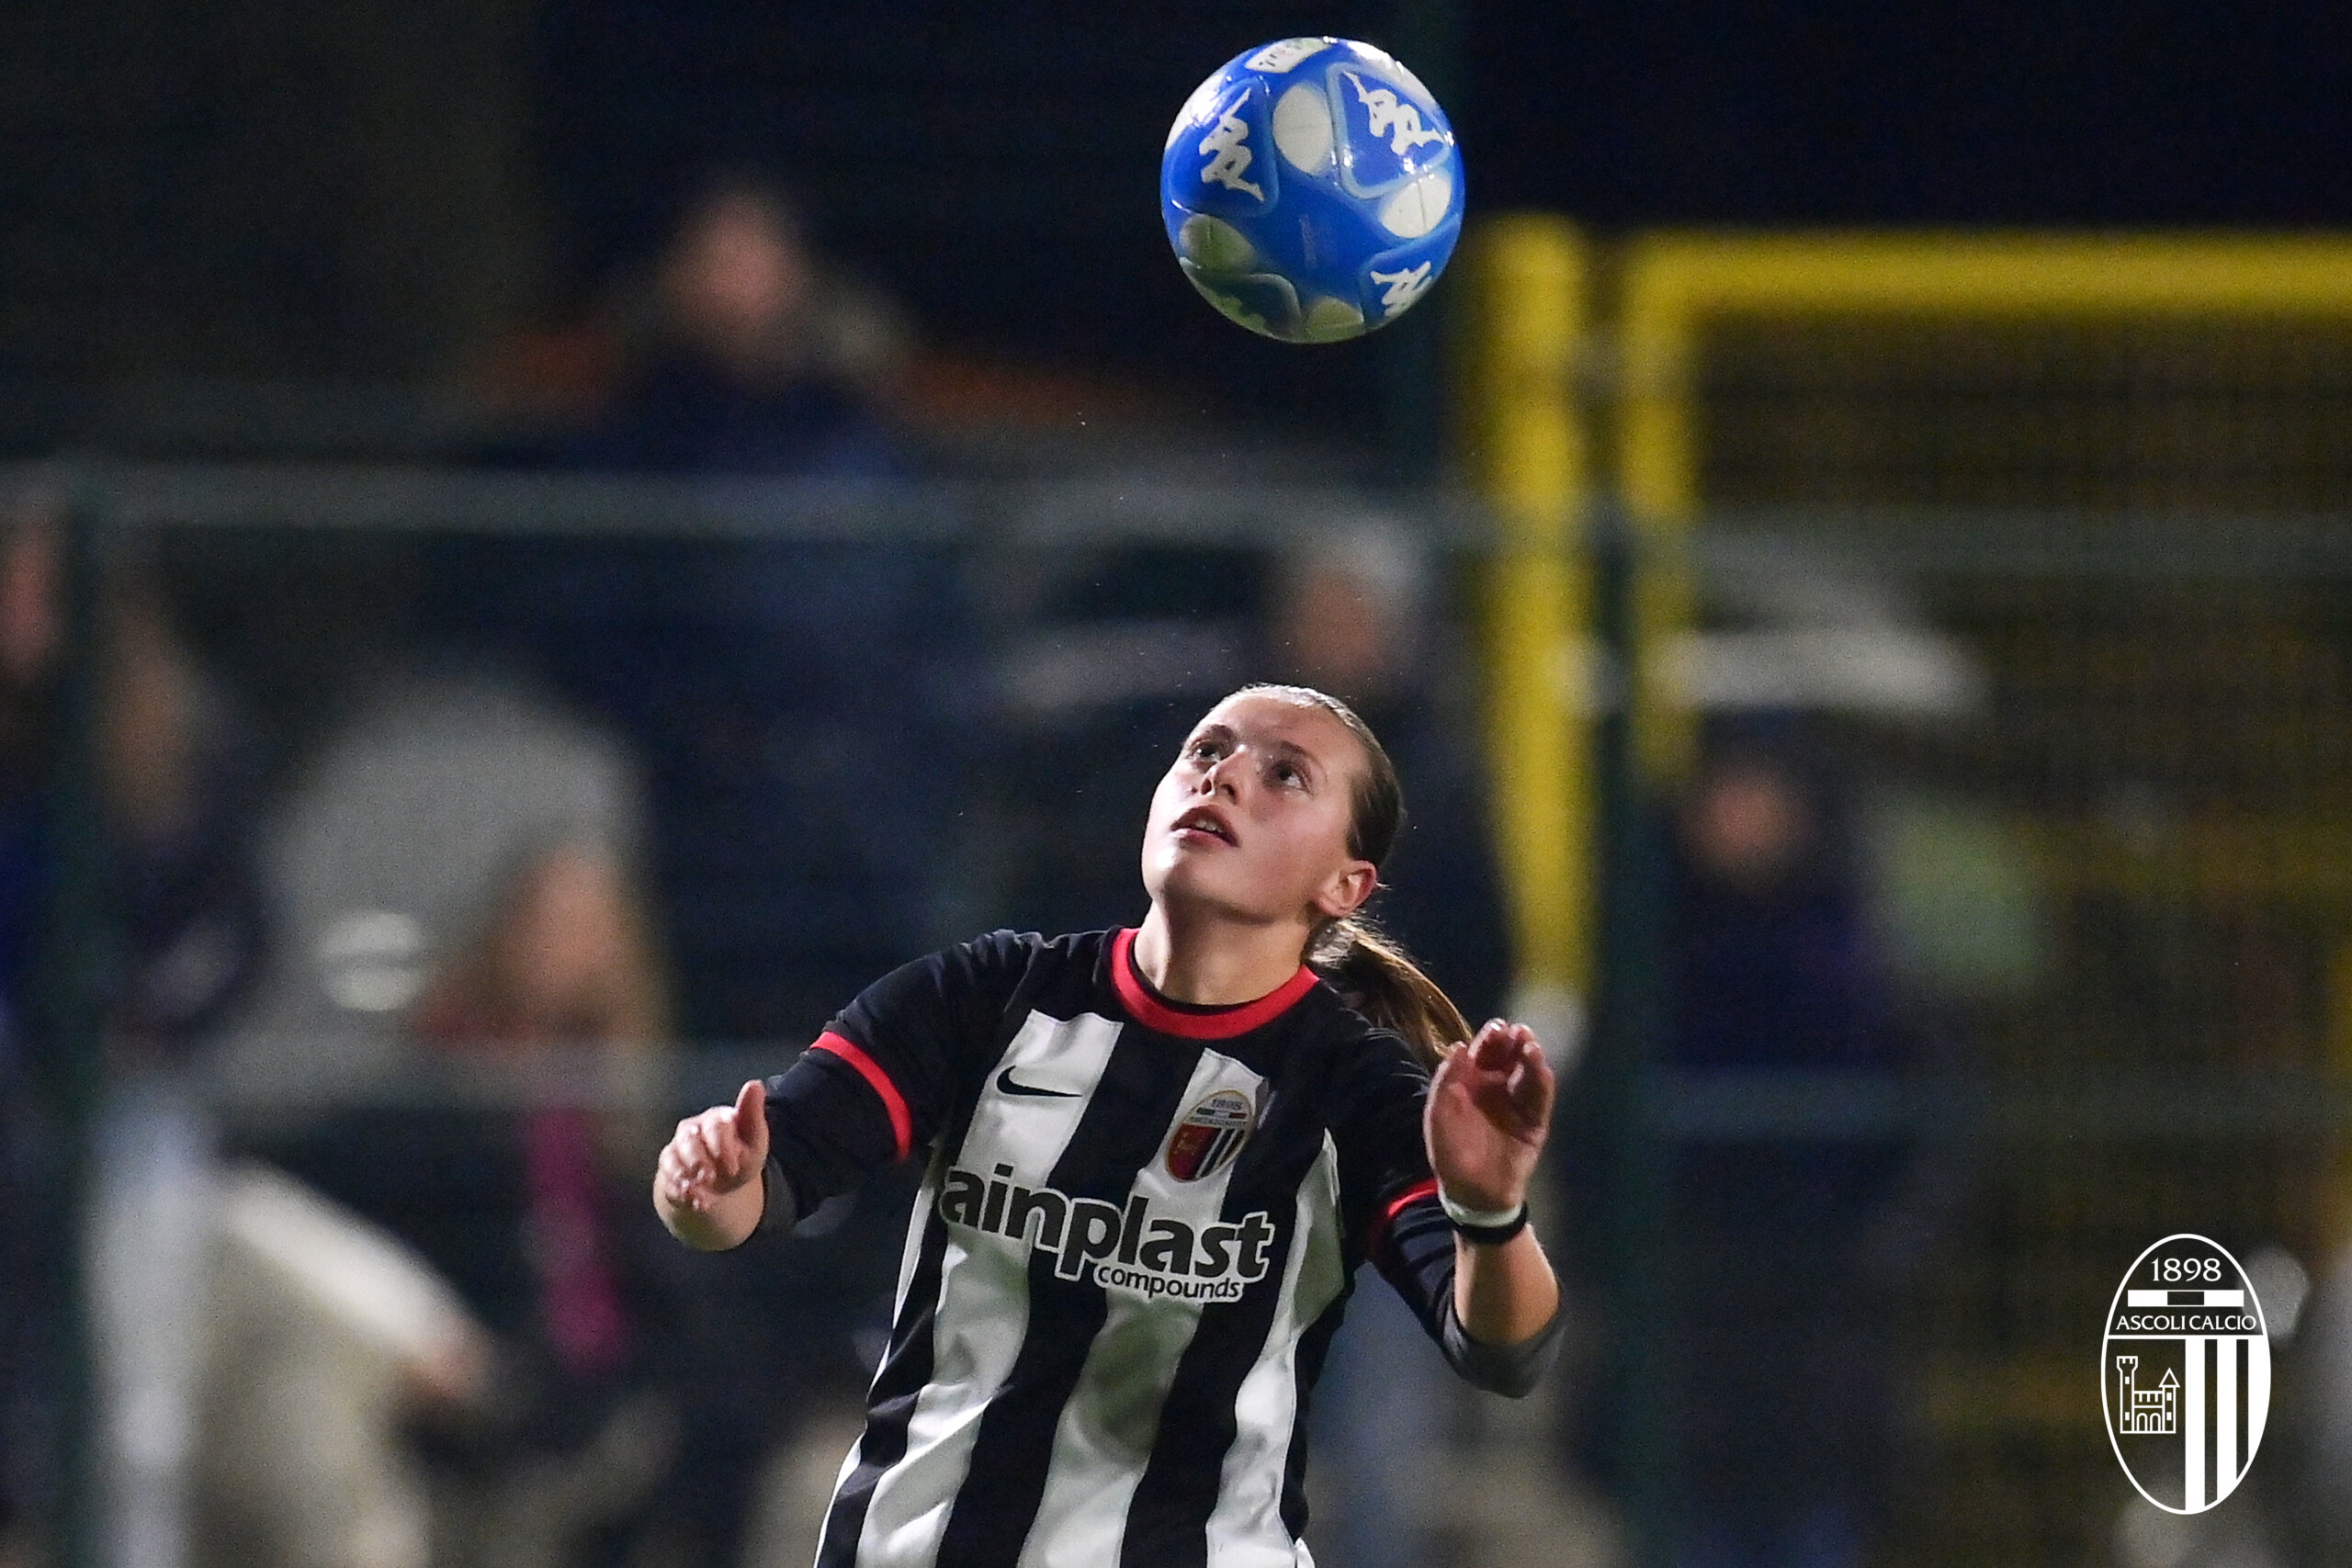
1170, 807, 1238, 846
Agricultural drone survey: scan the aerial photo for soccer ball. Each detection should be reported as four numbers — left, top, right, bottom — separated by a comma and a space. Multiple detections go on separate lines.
1160, 37, 1462, 344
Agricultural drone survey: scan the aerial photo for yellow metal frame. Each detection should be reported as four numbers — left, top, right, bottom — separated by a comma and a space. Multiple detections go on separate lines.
1618, 231, 2352, 524
1616, 232, 2352, 780
1459, 215, 1592, 1025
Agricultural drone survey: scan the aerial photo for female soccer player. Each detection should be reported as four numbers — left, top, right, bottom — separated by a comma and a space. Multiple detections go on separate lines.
655, 683, 1561, 1567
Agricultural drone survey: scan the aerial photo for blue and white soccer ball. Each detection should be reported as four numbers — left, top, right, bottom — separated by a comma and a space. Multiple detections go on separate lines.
1161, 37, 1462, 344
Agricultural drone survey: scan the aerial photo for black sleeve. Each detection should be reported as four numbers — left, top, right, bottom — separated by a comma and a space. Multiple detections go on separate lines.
752, 931, 1032, 1235
1332, 1031, 1564, 1398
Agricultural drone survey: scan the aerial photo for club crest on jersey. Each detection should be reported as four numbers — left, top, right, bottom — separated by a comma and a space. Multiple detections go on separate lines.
1166, 1089, 1253, 1182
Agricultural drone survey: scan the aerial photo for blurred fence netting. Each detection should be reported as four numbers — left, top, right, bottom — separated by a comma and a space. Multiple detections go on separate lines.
1596, 234, 2352, 1568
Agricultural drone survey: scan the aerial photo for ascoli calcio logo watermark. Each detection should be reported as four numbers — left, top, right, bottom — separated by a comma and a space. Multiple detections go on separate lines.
2102, 1235, 2271, 1514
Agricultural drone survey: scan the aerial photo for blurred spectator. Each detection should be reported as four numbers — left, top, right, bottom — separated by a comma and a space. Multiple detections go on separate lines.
1657, 724, 1916, 1568
92, 1111, 495, 1568
0, 499, 271, 1568
214, 675, 659, 1094
439, 170, 973, 1043
214, 672, 689, 1568
566, 174, 910, 476
1262, 525, 1510, 1022
0, 503, 271, 1061
191, 1160, 492, 1568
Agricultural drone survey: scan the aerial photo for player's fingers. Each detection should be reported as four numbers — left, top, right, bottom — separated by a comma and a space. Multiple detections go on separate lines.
700, 1101, 743, 1138
701, 1107, 753, 1181
690, 1112, 736, 1181
1510, 1043, 1557, 1127
1491, 1021, 1542, 1061
1464, 1026, 1522, 1080
677, 1103, 731, 1154
677, 1128, 710, 1189
1472, 1019, 1527, 1070
657, 1144, 703, 1205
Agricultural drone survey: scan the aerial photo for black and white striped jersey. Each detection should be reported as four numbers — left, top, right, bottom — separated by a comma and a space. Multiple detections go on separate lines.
754, 926, 1556, 1568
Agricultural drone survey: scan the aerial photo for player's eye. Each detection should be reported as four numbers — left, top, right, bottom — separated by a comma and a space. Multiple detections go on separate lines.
1188, 738, 1224, 762
1272, 761, 1306, 788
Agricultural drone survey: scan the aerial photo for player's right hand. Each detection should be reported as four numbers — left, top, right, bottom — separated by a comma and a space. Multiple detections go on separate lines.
657, 1077, 771, 1216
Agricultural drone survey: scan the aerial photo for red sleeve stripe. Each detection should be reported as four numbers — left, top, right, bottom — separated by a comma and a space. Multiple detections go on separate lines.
808, 1031, 913, 1162
1368, 1178, 1441, 1256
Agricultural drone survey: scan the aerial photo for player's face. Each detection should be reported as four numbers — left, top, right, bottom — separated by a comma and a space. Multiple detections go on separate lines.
1141, 693, 1377, 930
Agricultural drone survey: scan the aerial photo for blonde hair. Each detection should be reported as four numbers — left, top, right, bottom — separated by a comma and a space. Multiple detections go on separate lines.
1237, 683, 1473, 1066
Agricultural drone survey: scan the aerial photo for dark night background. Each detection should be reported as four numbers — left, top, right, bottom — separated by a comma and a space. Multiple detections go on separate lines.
7, 0, 2352, 450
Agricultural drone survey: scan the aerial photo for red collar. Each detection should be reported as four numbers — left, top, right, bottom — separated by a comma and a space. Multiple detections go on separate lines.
1110, 927, 1319, 1041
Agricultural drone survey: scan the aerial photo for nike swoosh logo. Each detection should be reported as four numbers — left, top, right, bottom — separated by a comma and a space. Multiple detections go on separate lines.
996, 1066, 1080, 1099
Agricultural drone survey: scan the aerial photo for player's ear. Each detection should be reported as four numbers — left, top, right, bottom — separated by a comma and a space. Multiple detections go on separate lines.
1310, 860, 1377, 922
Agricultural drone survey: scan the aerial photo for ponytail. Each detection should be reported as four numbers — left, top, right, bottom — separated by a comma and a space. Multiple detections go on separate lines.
1309, 915, 1470, 1069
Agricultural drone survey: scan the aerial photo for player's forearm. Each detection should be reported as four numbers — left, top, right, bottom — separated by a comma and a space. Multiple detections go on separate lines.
1453, 1229, 1559, 1346
654, 1170, 764, 1251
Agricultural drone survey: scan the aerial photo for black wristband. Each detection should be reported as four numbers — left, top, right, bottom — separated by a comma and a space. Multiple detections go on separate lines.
1447, 1202, 1530, 1246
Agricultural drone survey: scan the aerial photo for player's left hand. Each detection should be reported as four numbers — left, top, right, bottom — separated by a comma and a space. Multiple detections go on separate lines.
1424, 1020, 1554, 1213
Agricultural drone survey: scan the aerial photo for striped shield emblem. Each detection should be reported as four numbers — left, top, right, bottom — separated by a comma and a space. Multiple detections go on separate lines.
1165, 1089, 1253, 1182
2103, 1234, 2271, 1515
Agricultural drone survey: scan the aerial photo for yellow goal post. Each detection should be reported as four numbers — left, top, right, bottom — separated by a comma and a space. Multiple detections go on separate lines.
1456, 214, 1593, 1050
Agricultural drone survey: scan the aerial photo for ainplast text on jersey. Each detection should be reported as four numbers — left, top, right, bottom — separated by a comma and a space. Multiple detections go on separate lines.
938, 1161, 1277, 1303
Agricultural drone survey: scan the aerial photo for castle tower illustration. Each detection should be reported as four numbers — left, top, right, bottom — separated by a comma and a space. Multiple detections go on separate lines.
2117, 1355, 2179, 1436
